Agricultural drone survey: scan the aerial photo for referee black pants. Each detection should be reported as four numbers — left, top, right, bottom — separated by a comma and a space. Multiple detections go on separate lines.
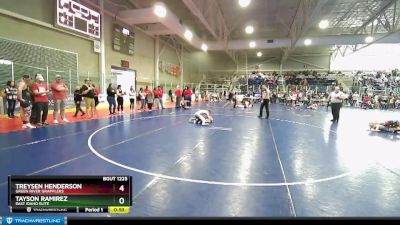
331, 103, 342, 122
259, 99, 270, 119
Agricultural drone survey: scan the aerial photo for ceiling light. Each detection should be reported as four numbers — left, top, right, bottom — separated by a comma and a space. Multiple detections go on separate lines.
257, 52, 262, 57
249, 41, 256, 48
201, 43, 208, 52
304, 39, 312, 46
365, 36, 374, 43
239, 0, 251, 8
154, 4, 167, 18
184, 30, 193, 41
245, 25, 254, 34
319, 20, 329, 29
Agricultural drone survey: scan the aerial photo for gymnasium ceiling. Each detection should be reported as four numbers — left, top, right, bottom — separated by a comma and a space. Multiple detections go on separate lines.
85, 0, 400, 61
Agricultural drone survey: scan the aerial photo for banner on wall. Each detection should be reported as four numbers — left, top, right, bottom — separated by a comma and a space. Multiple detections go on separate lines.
171, 64, 175, 76
159, 61, 180, 77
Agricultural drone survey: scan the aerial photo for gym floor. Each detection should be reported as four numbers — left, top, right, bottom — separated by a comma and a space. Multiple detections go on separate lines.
0, 102, 399, 217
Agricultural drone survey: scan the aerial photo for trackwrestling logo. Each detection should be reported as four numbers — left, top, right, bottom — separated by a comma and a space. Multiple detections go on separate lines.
2, 217, 65, 225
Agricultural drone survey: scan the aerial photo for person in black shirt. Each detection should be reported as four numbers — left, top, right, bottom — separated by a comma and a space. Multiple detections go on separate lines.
228, 91, 234, 102
116, 85, 126, 113
169, 89, 173, 103
80, 78, 96, 118
4, 80, 17, 118
107, 83, 117, 115
73, 86, 85, 117
17, 75, 35, 129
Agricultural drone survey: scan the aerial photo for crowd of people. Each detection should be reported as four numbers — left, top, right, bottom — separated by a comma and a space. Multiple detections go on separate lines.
3, 74, 196, 129
2, 74, 101, 129
2, 74, 67, 128
238, 71, 340, 90
2, 72, 399, 130
352, 71, 400, 91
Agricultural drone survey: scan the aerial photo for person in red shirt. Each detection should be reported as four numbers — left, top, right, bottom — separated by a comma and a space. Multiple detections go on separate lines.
153, 87, 160, 109
175, 85, 182, 108
362, 96, 372, 109
31, 74, 50, 126
157, 86, 164, 110
51, 75, 69, 124
183, 86, 192, 107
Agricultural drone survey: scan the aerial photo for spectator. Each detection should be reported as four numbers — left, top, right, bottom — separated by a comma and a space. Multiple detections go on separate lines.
138, 88, 145, 111
31, 74, 50, 126
147, 89, 154, 111
144, 86, 150, 110
17, 75, 35, 129
157, 86, 164, 110
129, 86, 136, 112
4, 80, 17, 118
168, 89, 173, 103
73, 86, 85, 117
228, 91, 234, 102
106, 83, 116, 115
94, 85, 100, 108
183, 86, 192, 107
153, 87, 160, 109
116, 85, 125, 114
80, 78, 96, 119
51, 75, 69, 124
29, 74, 38, 124
175, 85, 182, 108
195, 88, 199, 102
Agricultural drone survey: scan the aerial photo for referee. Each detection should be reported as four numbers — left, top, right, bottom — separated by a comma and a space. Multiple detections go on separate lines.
258, 85, 271, 119
328, 87, 345, 122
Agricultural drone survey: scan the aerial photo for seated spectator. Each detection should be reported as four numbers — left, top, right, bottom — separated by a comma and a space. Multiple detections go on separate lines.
362, 96, 372, 109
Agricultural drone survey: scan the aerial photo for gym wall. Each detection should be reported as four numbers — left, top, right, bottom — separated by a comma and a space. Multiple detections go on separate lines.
0, 0, 201, 92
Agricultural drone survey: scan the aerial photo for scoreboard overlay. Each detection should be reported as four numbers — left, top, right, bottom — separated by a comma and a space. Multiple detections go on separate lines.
8, 176, 132, 214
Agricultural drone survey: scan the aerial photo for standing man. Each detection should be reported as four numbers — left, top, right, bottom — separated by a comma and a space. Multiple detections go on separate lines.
80, 78, 96, 119
73, 86, 85, 117
144, 86, 150, 111
157, 86, 164, 110
31, 74, 50, 126
175, 85, 182, 108
153, 87, 160, 109
258, 85, 271, 119
183, 86, 192, 107
328, 86, 345, 122
169, 89, 173, 103
51, 75, 69, 124
17, 75, 35, 129
94, 84, 100, 109
29, 74, 38, 124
